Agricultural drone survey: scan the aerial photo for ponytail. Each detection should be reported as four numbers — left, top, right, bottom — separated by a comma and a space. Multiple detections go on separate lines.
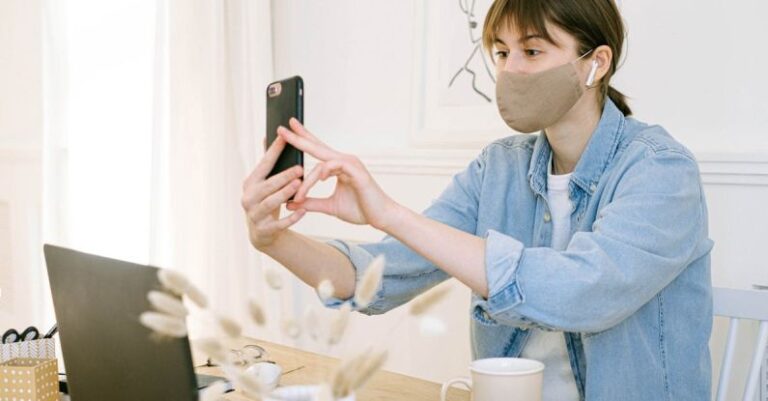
606, 85, 632, 116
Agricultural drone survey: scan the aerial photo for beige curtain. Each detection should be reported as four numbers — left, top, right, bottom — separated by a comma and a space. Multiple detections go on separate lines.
41, 0, 277, 339
156, 0, 276, 338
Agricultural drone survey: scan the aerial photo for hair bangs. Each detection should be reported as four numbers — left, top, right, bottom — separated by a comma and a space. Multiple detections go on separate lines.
482, 0, 555, 58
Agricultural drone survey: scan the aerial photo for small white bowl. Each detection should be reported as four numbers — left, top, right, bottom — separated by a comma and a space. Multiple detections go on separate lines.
245, 361, 283, 392
265, 385, 355, 401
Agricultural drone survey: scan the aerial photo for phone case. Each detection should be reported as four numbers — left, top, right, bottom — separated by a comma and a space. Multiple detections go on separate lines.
266, 76, 304, 179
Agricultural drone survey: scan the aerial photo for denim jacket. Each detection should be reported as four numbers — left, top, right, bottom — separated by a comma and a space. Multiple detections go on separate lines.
320, 99, 714, 401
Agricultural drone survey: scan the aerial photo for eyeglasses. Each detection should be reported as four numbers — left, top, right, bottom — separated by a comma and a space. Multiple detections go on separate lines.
201, 344, 268, 367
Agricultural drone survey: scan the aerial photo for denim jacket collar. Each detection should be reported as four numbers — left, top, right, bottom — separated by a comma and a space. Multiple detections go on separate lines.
528, 99, 626, 196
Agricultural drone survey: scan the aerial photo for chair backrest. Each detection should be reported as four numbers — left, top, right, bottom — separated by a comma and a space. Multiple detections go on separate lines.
713, 286, 768, 401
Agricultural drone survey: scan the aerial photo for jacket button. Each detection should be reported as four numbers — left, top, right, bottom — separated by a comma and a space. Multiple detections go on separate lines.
590, 183, 597, 192
543, 212, 551, 222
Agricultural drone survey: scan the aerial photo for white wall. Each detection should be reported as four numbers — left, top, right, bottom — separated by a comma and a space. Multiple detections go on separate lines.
272, 0, 768, 396
0, 0, 43, 150
0, 0, 45, 329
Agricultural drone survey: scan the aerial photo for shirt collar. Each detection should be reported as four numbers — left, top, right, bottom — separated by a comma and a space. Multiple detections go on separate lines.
528, 99, 626, 196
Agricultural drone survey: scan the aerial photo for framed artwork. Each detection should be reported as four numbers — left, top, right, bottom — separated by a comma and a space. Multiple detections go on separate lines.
410, 0, 513, 149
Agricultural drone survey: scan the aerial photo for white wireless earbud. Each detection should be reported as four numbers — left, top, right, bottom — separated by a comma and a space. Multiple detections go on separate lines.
586, 59, 599, 87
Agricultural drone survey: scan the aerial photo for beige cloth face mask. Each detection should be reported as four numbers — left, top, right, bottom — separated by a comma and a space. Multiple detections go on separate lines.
495, 50, 597, 133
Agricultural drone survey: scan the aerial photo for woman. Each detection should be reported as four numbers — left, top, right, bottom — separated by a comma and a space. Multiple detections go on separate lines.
241, 0, 714, 399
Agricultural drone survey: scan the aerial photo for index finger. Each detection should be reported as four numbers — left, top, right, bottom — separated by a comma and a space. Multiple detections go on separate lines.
289, 118, 320, 142
248, 134, 287, 183
277, 126, 339, 162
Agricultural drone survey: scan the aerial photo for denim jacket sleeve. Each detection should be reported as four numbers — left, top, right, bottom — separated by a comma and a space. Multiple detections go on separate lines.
319, 150, 487, 315
473, 147, 714, 333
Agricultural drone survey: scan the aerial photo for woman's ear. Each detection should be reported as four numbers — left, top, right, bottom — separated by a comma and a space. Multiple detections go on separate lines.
592, 45, 613, 84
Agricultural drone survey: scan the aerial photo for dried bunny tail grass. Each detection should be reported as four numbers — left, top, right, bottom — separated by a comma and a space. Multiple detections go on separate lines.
409, 284, 452, 316
336, 355, 367, 397
184, 285, 209, 310
247, 298, 266, 327
281, 318, 302, 339
197, 338, 232, 366
354, 255, 385, 308
222, 365, 264, 397
316, 279, 335, 301
198, 380, 229, 401
347, 348, 388, 393
140, 311, 187, 338
264, 267, 284, 290
157, 269, 209, 308
331, 349, 369, 397
327, 303, 351, 346
147, 290, 188, 317
207, 311, 242, 339
331, 347, 387, 398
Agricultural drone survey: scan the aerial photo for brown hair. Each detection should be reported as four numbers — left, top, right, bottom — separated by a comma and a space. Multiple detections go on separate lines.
482, 0, 632, 116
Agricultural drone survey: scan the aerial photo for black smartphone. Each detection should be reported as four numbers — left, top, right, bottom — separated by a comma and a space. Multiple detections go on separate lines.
266, 76, 304, 183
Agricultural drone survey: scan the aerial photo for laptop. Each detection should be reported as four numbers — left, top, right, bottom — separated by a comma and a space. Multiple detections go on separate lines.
44, 244, 229, 401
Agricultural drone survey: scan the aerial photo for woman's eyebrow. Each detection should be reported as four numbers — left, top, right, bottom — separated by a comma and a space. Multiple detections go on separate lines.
519, 34, 545, 43
494, 38, 508, 46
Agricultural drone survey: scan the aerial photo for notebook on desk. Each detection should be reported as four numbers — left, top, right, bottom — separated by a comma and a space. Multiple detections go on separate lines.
44, 244, 230, 401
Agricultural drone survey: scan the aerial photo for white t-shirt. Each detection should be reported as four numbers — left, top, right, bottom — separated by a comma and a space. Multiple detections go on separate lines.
520, 160, 580, 401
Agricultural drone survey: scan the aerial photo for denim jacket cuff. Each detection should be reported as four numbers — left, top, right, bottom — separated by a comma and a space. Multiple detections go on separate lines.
315, 239, 386, 313
473, 229, 526, 323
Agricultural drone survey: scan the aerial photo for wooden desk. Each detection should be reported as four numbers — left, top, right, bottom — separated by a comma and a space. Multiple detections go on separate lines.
192, 338, 469, 401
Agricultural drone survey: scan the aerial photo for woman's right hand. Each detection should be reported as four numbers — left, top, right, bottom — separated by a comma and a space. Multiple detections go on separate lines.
241, 135, 307, 250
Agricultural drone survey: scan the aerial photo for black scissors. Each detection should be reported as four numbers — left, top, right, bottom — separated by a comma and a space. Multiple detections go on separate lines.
2, 324, 57, 344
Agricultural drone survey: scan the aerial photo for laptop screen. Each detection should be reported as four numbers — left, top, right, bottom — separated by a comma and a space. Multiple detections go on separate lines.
44, 244, 199, 401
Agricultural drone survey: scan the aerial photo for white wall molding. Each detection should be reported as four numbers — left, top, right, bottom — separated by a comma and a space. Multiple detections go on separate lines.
697, 154, 768, 187
307, 150, 768, 186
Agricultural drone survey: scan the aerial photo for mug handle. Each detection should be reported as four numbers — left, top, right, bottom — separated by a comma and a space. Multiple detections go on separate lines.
440, 376, 472, 401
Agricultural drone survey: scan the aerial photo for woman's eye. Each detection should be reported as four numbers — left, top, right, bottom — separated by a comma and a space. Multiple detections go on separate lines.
494, 50, 508, 59
524, 49, 541, 57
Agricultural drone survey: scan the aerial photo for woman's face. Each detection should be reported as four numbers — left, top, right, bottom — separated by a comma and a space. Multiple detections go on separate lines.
492, 21, 587, 76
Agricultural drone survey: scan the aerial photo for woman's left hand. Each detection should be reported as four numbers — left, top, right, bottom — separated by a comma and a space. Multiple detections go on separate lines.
278, 118, 401, 230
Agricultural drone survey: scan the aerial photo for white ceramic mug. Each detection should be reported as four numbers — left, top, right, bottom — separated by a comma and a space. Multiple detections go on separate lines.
440, 358, 544, 401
